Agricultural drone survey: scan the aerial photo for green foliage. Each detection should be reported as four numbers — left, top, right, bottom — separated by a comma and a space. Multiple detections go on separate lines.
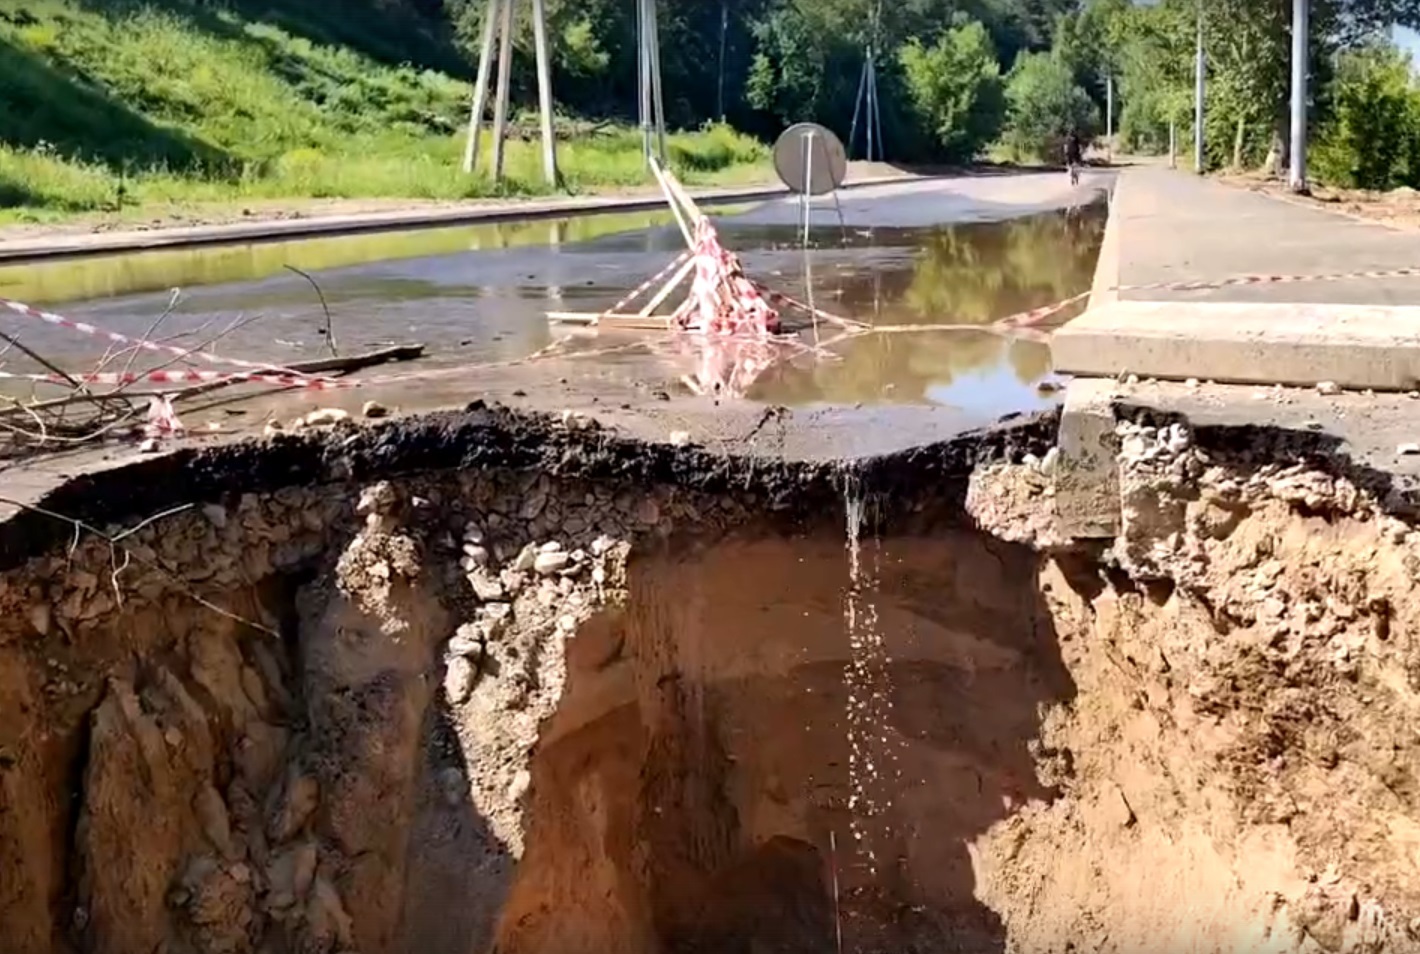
899, 21, 1006, 162
1000, 53, 1098, 161
0, 0, 768, 222
1313, 45, 1417, 189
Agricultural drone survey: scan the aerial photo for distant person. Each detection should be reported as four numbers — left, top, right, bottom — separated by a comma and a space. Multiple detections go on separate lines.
1064, 131, 1084, 186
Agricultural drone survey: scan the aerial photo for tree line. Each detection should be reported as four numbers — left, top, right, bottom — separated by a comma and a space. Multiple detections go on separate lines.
271, 0, 1420, 181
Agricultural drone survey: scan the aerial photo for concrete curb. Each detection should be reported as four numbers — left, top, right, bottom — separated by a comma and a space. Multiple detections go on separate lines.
0, 175, 919, 265
1053, 300, 1420, 391
1086, 174, 1125, 312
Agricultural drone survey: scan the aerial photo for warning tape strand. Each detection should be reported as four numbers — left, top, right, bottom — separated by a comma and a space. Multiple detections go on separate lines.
0, 296, 327, 378
0, 368, 350, 389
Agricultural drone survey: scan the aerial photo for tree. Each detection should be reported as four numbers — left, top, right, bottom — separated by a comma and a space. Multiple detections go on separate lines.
1001, 52, 1098, 161
1313, 43, 1416, 188
899, 20, 1006, 161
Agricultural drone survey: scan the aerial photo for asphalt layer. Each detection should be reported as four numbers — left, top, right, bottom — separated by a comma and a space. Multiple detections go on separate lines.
1116, 167, 1420, 305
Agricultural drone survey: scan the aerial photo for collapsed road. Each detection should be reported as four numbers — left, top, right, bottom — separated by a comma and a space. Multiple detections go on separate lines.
7, 168, 1420, 954
3, 391, 1420, 953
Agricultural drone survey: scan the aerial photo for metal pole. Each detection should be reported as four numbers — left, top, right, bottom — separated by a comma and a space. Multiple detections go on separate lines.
870, 55, 885, 162
531, 0, 558, 186
848, 57, 868, 159
865, 50, 878, 163
637, 0, 652, 165
1289, 0, 1309, 192
717, 0, 728, 123
647, 0, 667, 163
462, 0, 500, 174
1193, 2, 1205, 174
1106, 74, 1114, 155
490, 0, 515, 182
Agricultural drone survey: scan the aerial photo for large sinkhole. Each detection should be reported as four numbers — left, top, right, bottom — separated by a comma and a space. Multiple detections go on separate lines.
6, 410, 1420, 954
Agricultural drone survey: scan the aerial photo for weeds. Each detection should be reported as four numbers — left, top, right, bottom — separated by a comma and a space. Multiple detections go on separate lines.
0, 0, 770, 224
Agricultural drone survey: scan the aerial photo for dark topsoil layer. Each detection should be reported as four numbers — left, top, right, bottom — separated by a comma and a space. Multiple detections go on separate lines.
4, 391, 1420, 573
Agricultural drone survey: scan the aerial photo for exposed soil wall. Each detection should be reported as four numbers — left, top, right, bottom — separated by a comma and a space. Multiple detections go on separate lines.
3, 406, 1420, 953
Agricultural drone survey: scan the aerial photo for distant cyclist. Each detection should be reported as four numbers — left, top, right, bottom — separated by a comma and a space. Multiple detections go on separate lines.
1064, 129, 1084, 186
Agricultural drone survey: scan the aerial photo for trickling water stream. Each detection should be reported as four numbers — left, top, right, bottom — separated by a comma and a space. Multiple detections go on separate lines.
841, 479, 903, 881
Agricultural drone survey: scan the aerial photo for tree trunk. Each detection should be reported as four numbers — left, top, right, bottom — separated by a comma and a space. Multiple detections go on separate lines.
1232, 114, 1246, 169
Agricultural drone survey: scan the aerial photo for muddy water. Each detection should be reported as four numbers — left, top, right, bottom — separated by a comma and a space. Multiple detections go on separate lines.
0, 184, 1104, 417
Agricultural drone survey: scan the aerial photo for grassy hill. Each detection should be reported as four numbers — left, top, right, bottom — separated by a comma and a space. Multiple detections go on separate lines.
0, 0, 768, 225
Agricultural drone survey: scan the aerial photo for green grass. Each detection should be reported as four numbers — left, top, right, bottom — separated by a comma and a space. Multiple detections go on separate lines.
0, 1, 771, 225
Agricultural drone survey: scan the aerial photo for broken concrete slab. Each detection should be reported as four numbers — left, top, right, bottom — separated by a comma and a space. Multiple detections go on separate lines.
1055, 378, 1123, 539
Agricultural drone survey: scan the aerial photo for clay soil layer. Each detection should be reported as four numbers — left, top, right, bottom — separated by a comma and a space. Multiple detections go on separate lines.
2, 405, 1420, 954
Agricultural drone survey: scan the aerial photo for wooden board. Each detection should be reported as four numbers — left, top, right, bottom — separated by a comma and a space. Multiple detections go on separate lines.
546, 311, 675, 331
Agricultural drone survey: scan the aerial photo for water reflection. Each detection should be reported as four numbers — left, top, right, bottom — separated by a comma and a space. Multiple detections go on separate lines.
742, 204, 1105, 409
0, 207, 712, 305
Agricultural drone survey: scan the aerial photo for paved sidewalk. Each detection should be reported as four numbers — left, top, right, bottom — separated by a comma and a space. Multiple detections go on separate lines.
1113, 167, 1420, 305
1055, 167, 1420, 390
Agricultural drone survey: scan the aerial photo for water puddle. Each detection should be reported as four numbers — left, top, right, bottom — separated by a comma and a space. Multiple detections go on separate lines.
0, 196, 1104, 424
0, 206, 705, 304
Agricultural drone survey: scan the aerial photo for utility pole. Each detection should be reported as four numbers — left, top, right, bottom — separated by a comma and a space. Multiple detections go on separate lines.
636, 0, 667, 167
462, 1, 499, 174
1288, 0, 1309, 193
717, 0, 728, 123
489, 0, 516, 181
531, 0, 558, 185
1105, 73, 1114, 160
465, 0, 559, 186
1193, 0, 1205, 174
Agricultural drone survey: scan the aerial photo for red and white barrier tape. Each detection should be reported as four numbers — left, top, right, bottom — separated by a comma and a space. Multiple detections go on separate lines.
600, 250, 691, 319
0, 296, 325, 378
995, 265, 1420, 330
0, 368, 350, 389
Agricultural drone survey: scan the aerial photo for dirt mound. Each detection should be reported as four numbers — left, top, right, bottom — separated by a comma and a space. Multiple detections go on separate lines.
1, 409, 1419, 953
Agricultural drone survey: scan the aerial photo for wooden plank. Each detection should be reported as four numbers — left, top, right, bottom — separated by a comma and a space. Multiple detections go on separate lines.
546, 312, 674, 331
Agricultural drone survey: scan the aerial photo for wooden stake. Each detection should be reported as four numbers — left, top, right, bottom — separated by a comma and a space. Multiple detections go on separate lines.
649, 157, 694, 247
637, 258, 694, 316
530, 0, 558, 186
490, 0, 515, 182
462, 0, 500, 174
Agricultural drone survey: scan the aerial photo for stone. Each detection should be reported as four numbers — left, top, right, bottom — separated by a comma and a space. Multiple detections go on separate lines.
304, 407, 350, 427
635, 498, 661, 526
361, 400, 389, 419
669, 430, 691, 446
512, 545, 538, 573
444, 656, 475, 705
591, 535, 616, 557
539, 540, 563, 554
467, 571, 506, 602
138, 438, 159, 453
1317, 380, 1341, 395
28, 603, 50, 636
1398, 442, 1420, 456
507, 769, 531, 802
534, 551, 571, 576
201, 504, 229, 529
448, 624, 484, 659
462, 543, 490, 566
558, 614, 578, 633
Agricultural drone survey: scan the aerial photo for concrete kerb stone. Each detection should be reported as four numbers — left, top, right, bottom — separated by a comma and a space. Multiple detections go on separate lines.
0, 174, 920, 264
1053, 300, 1420, 391
1054, 377, 1123, 539
1086, 174, 1124, 312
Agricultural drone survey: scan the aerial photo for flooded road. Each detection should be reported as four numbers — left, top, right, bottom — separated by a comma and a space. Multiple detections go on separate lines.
0, 173, 1108, 416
